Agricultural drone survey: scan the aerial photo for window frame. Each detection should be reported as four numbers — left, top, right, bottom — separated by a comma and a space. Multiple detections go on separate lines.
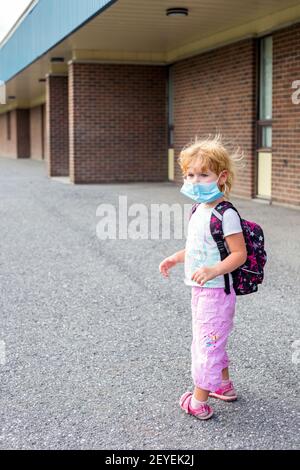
257, 35, 273, 153
167, 66, 174, 148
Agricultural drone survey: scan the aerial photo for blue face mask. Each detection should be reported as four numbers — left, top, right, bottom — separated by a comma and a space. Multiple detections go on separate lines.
180, 175, 224, 203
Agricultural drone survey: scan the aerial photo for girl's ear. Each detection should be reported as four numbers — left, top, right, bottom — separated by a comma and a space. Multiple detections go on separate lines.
219, 170, 228, 184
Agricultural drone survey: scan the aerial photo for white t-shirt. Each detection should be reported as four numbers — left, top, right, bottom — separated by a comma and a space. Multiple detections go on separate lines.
184, 203, 243, 288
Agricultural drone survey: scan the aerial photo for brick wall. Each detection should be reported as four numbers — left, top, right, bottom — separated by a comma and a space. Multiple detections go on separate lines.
172, 38, 257, 199
273, 22, 300, 207
0, 110, 18, 158
0, 109, 29, 158
68, 63, 168, 184
46, 75, 69, 176
17, 109, 30, 158
30, 105, 44, 160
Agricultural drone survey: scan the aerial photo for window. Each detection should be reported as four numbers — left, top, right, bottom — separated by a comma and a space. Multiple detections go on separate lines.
168, 66, 174, 148
6, 111, 11, 141
257, 35, 272, 150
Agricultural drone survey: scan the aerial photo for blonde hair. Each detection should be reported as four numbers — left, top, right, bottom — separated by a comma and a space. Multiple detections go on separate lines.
177, 133, 244, 199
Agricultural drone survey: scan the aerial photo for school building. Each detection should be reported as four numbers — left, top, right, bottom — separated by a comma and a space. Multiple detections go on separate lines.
0, 0, 300, 207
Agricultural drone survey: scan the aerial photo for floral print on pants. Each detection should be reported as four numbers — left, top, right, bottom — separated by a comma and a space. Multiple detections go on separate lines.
191, 286, 236, 392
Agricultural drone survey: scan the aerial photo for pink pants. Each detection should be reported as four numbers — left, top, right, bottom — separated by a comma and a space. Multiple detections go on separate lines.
191, 286, 236, 392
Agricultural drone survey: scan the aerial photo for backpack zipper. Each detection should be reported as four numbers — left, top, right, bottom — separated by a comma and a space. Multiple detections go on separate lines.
241, 267, 260, 274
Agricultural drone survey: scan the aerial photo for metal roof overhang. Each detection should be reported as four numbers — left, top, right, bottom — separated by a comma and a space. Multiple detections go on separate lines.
1, 0, 300, 113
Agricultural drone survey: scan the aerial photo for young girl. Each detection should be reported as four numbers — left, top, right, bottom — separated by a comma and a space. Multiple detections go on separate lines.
159, 134, 247, 420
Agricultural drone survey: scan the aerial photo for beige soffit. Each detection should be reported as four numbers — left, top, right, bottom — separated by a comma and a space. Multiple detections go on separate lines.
2, 0, 300, 112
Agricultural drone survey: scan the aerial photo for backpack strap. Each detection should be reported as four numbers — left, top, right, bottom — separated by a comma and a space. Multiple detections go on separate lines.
210, 201, 239, 295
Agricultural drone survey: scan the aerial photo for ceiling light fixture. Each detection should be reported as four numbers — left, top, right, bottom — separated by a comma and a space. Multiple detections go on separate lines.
50, 57, 65, 63
166, 7, 188, 17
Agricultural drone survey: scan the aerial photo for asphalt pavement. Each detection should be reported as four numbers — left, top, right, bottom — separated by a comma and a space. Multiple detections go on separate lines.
0, 156, 299, 450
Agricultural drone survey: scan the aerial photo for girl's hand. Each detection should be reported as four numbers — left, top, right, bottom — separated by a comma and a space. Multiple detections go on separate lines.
159, 256, 177, 278
191, 266, 218, 285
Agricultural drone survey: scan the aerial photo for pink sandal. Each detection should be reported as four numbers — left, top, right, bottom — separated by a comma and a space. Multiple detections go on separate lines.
208, 381, 237, 402
179, 392, 214, 420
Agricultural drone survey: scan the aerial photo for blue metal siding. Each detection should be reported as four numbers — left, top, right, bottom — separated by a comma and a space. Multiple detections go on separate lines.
0, 0, 118, 82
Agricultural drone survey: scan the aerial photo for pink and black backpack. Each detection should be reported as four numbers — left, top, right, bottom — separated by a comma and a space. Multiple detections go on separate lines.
189, 201, 267, 295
